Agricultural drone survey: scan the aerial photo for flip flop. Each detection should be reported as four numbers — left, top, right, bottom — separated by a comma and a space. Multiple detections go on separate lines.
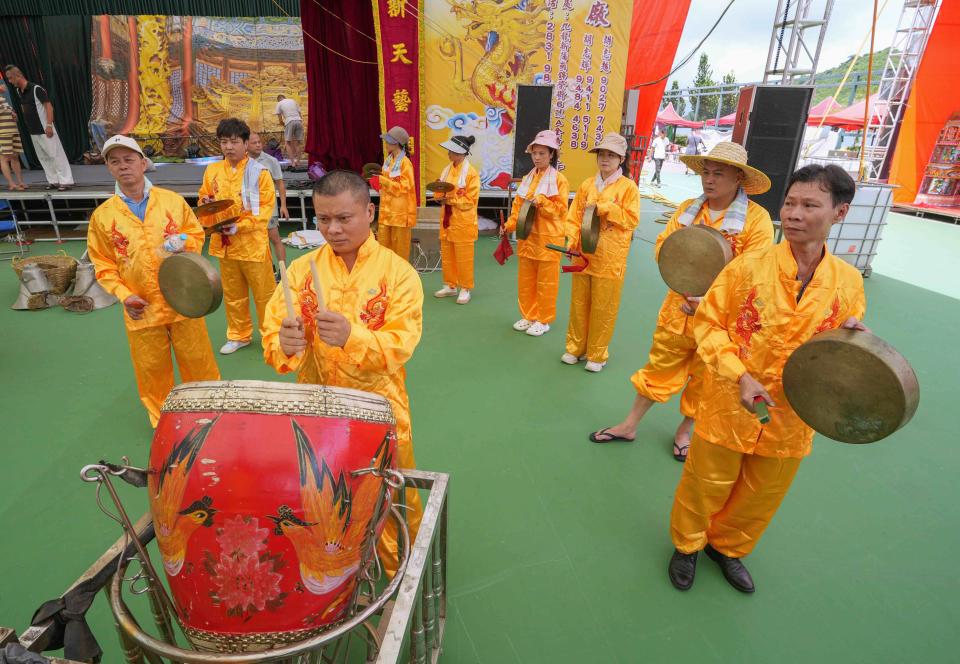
673, 441, 689, 462
589, 427, 634, 444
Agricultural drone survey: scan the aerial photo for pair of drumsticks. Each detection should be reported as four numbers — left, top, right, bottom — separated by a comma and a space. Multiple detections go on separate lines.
278, 258, 325, 358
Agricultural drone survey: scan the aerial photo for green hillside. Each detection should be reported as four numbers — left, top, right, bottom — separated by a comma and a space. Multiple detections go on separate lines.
812, 47, 888, 105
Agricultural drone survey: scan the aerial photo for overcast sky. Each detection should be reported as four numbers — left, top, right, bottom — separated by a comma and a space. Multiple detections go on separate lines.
670, 0, 901, 88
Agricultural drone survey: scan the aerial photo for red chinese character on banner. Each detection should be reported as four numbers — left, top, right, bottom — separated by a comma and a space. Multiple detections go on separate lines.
585, 1, 611, 28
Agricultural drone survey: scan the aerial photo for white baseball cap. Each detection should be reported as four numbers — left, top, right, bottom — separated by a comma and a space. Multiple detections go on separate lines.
102, 135, 145, 159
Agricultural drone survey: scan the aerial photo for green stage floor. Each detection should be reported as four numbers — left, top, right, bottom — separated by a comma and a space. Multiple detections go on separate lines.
2, 175, 958, 662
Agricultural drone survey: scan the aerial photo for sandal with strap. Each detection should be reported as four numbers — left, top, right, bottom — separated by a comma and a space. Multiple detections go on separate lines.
673, 441, 689, 462
589, 427, 635, 444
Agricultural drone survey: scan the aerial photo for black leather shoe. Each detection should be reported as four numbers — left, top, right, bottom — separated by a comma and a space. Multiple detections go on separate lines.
668, 549, 698, 590
704, 545, 755, 593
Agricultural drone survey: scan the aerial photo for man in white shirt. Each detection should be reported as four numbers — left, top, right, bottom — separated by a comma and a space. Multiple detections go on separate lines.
275, 94, 304, 169
248, 131, 288, 276
650, 129, 668, 187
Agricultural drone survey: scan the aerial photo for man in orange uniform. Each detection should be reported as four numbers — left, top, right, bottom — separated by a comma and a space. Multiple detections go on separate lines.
503, 130, 570, 337
198, 118, 276, 355
432, 134, 480, 304
370, 126, 417, 261
563, 133, 640, 372
590, 143, 773, 461
668, 165, 867, 594
263, 170, 423, 576
87, 135, 219, 427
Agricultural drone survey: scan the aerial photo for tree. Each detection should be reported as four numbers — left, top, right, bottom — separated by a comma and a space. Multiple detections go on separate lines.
719, 71, 738, 117
668, 80, 687, 117
692, 53, 718, 121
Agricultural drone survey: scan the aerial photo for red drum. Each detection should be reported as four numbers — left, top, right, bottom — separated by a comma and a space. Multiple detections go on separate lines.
148, 380, 397, 652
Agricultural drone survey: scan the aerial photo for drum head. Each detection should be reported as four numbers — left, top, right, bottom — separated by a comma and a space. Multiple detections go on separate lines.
516, 200, 536, 240
193, 199, 234, 217
426, 180, 455, 193
362, 162, 381, 179
580, 204, 600, 254
657, 225, 733, 296
158, 253, 223, 318
783, 329, 920, 444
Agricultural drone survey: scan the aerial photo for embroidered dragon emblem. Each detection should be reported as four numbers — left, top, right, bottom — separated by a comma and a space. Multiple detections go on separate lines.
735, 287, 763, 359
359, 280, 389, 331
111, 221, 130, 259
298, 273, 320, 336
163, 211, 179, 237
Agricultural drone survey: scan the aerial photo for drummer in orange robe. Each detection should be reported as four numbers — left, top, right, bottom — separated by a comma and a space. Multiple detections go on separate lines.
502, 129, 570, 337
262, 170, 423, 576
562, 132, 640, 372
431, 134, 481, 305
87, 135, 219, 428
668, 164, 867, 594
198, 117, 276, 355
369, 126, 416, 261
589, 143, 773, 461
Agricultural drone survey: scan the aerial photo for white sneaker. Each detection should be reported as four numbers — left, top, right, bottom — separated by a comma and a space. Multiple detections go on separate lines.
525, 322, 550, 337
585, 361, 606, 372
560, 353, 580, 365
434, 285, 458, 298
513, 318, 533, 331
456, 289, 471, 304
219, 340, 250, 355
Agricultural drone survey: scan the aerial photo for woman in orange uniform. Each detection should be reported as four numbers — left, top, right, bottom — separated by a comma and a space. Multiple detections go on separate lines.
562, 132, 639, 372
502, 130, 570, 337
432, 134, 480, 305
667, 165, 867, 594
370, 126, 416, 261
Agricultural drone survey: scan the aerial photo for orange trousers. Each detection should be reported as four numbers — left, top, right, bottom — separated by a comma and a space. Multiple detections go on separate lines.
518, 256, 560, 324
670, 434, 802, 557
378, 225, 412, 262
630, 326, 704, 418
565, 274, 624, 364
125, 318, 220, 427
220, 256, 275, 342
440, 239, 475, 290
376, 429, 423, 578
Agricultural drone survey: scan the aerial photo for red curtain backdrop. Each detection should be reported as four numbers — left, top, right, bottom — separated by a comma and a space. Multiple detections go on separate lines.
888, 0, 960, 204
624, 0, 692, 157
300, 0, 381, 170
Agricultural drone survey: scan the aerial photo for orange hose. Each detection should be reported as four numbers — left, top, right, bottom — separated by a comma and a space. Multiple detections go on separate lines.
859, 0, 879, 181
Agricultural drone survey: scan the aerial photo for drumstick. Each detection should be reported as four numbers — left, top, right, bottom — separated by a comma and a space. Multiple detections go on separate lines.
753, 397, 771, 424
278, 261, 303, 358
309, 257, 326, 313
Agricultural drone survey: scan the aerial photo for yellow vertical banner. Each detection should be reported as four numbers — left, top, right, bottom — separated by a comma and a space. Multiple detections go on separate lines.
422, 0, 633, 190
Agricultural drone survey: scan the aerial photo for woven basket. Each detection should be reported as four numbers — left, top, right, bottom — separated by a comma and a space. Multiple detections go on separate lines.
12, 251, 79, 295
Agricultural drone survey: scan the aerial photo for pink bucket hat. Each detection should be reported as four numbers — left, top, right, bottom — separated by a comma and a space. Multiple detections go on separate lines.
525, 130, 560, 153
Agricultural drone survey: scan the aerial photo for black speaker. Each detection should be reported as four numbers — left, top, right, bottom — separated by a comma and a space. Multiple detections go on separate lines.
736, 85, 813, 220
512, 85, 554, 179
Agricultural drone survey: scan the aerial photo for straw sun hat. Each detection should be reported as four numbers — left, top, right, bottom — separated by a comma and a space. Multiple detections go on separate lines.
679, 142, 771, 195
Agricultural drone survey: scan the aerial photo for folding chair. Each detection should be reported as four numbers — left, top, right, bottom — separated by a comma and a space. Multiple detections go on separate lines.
411, 206, 442, 273
0, 198, 27, 261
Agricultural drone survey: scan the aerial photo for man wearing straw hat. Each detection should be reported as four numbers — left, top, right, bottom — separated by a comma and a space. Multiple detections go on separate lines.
589, 142, 773, 461
87, 135, 220, 428
261, 170, 423, 578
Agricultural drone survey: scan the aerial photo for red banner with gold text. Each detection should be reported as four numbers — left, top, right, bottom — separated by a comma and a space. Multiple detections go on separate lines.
372, 0, 423, 202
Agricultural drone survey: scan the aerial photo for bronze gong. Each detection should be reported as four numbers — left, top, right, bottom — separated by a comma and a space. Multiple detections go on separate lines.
516, 199, 536, 240
657, 224, 733, 296
426, 180, 455, 193
158, 253, 223, 318
580, 204, 601, 254
782, 329, 919, 444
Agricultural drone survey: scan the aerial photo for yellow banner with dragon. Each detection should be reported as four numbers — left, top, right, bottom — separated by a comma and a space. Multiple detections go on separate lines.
422, 0, 633, 190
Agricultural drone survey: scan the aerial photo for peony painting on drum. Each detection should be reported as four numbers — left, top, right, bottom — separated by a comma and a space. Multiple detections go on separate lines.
147, 380, 398, 652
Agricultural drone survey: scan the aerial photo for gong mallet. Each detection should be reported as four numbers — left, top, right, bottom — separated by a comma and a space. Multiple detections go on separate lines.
309, 257, 327, 313
545, 243, 589, 273
753, 396, 771, 424
279, 261, 304, 358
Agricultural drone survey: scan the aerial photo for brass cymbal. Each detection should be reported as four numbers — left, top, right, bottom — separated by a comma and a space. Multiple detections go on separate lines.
158, 253, 223, 318
782, 329, 919, 444
657, 224, 733, 296
193, 199, 235, 216
516, 199, 536, 240
580, 204, 600, 254
202, 216, 240, 235
362, 162, 381, 179
426, 180, 455, 193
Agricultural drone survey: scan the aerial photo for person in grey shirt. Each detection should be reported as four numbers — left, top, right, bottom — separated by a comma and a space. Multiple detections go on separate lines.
248, 132, 288, 274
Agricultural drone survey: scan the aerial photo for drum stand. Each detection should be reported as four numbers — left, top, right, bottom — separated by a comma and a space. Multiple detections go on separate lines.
54, 460, 450, 664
